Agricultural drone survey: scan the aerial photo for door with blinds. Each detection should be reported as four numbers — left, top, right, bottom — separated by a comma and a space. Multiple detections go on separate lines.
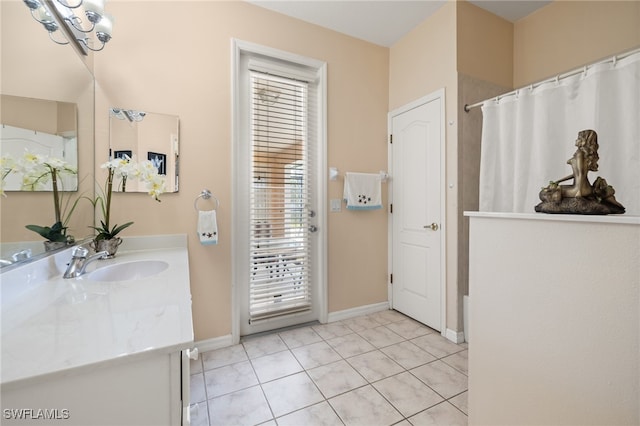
238, 55, 323, 336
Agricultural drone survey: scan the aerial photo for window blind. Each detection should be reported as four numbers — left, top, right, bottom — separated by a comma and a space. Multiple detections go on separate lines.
249, 71, 312, 322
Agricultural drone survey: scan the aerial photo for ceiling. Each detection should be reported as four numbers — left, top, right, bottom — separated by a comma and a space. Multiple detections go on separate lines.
247, 0, 553, 47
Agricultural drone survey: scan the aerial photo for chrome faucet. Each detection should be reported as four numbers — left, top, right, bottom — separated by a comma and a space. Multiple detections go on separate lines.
63, 246, 109, 279
11, 249, 32, 262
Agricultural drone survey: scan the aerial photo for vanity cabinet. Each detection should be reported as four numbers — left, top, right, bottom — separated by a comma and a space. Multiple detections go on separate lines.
1, 235, 195, 425
1, 349, 191, 425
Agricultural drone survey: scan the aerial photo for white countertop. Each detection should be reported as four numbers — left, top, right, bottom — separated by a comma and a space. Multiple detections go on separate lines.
464, 211, 640, 225
0, 235, 194, 388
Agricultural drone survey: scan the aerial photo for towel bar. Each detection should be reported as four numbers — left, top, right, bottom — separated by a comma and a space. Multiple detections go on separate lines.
194, 189, 219, 211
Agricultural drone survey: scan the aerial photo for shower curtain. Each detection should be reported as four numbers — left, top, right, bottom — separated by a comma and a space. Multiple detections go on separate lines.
479, 50, 640, 215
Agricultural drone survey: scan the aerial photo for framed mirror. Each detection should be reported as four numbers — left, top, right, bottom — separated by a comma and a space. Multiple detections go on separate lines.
0, 1, 95, 265
109, 108, 179, 193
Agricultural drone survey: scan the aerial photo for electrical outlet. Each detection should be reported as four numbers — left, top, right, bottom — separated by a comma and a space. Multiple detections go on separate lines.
330, 198, 342, 212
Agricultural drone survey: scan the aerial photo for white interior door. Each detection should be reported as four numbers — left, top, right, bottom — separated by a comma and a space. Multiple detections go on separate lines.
389, 93, 443, 331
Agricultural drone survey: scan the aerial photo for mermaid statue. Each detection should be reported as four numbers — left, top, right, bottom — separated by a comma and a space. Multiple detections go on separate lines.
536, 129, 625, 214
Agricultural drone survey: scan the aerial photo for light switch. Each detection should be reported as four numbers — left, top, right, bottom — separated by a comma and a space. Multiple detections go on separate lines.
330, 199, 342, 212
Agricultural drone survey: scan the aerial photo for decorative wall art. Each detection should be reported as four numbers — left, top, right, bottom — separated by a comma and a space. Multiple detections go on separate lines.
147, 152, 166, 175
114, 150, 132, 160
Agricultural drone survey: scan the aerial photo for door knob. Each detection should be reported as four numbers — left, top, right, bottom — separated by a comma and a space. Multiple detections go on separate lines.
186, 347, 199, 360
423, 223, 439, 231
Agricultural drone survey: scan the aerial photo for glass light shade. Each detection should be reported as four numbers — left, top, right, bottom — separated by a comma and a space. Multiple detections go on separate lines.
95, 13, 112, 36
82, 0, 105, 15
34, 5, 54, 22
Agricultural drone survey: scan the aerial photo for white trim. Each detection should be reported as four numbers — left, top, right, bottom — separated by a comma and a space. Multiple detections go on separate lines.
194, 334, 235, 353
387, 89, 447, 334
464, 210, 640, 225
445, 328, 466, 344
326, 302, 390, 323
231, 38, 328, 341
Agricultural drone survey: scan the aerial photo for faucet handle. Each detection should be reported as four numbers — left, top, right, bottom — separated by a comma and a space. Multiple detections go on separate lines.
71, 246, 89, 258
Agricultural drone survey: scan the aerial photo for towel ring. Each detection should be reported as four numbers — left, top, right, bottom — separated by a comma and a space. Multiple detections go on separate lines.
194, 189, 219, 211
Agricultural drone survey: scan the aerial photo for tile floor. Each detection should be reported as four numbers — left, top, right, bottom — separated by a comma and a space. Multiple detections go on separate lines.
189, 310, 468, 426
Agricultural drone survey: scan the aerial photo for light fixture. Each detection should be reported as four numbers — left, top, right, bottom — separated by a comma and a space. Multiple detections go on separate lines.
110, 108, 146, 122
23, 0, 113, 54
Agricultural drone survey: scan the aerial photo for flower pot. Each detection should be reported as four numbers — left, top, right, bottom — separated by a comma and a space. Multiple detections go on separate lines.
91, 237, 123, 259
43, 240, 67, 252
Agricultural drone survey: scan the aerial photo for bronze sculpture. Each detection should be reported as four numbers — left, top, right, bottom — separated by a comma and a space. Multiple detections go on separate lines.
535, 129, 625, 214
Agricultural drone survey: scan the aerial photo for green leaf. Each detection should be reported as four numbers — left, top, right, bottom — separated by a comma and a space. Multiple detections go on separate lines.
25, 221, 67, 242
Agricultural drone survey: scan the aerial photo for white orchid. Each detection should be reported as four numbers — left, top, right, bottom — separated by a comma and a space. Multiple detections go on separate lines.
12, 151, 79, 243
92, 155, 165, 240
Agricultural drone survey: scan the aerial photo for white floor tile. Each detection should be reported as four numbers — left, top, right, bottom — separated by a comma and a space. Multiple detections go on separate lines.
190, 373, 207, 404
279, 326, 323, 349
381, 341, 437, 370
449, 391, 468, 415
384, 318, 434, 340
346, 350, 404, 382
251, 349, 303, 383
204, 360, 258, 398
261, 371, 324, 417
276, 401, 344, 426
408, 401, 468, 426
291, 340, 342, 369
312, 322, 353, 340
194, 311, 468, 426
410, 360, 468, 399
373, 371, 443, 417
202, 344, 248, 371
326, 333, 376, 358
410, 333, 464, 359
242, 333, 288, 359
208, 386, 272, 426
307, 360, 367, 399
329, 385, 403, 426
357, 325, 405, 348
442, 350, 468, 375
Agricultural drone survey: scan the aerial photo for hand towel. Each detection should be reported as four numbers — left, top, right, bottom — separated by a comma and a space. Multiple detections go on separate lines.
343, 172, 382, 210
198, 210, 218, 245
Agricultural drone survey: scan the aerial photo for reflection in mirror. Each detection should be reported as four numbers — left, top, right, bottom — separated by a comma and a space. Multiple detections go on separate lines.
0, 1, 95, 267
109, 108, 179, 193
1, 95, 79, 191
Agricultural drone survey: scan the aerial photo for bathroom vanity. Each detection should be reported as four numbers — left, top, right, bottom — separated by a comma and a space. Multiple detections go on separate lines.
0, 235, 195, 425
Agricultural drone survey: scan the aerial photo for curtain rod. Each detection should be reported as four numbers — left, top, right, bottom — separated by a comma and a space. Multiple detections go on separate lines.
463, 47, 640, 113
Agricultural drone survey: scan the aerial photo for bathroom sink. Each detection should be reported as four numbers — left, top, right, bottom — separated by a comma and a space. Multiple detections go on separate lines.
87, 260, 169, 282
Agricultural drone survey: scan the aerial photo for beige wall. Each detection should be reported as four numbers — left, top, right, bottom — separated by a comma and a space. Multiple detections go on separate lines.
389, 2, 462, 332
457, 1, 513, 88
94, 1, 389, 340
514, 1, 640, 87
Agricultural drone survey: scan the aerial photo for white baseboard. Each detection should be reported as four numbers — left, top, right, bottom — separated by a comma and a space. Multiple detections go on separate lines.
445, 328, 465, 344
194, 301, 392, 353
194, 334, 234, 353
327, 301, 390, 323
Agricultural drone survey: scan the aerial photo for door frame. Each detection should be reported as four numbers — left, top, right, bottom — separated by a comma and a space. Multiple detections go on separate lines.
387, 89, 447, 336
231, 39, 328, 343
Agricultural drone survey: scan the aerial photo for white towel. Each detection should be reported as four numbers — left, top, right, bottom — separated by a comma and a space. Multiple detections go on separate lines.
343, 172, 382, 210
198, 210, 218, 245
